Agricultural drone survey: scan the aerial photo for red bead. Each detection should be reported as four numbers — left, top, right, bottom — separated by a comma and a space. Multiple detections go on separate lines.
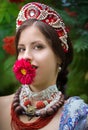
36, 101, 45, 109
24, 99, 31, 106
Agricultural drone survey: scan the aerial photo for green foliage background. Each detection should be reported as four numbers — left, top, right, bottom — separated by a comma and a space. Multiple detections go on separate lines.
0, 0, 88, 102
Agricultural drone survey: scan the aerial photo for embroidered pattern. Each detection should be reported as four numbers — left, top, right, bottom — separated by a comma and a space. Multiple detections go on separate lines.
59, 97, 88, 130
16, 2, 69, 52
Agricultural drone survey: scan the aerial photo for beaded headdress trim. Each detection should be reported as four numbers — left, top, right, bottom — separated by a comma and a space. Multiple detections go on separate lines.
16, 2, 69, 52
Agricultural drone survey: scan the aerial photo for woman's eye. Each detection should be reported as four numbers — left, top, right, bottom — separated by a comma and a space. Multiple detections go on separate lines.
18, 48, 25, 53
34, 44, 44, 50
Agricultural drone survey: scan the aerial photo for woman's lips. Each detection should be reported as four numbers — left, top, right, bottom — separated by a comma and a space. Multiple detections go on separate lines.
32, 65, 38, 69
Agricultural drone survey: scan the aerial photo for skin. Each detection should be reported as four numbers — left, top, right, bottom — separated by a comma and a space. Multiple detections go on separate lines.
0, 25, 63, 130
17, 25, 61, 91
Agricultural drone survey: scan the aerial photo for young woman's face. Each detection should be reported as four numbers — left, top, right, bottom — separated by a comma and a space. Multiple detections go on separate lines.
17, 25, 60, 89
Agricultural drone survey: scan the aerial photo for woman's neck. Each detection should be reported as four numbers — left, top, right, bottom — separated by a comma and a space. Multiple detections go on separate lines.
29, 83, 57, 92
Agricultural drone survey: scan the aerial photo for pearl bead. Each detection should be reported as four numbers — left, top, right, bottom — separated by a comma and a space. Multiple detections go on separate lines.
30, 10, 35, 16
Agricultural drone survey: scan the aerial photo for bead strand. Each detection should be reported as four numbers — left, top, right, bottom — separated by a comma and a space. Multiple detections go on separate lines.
35, 94, 64, 117
13, 87, 24, 114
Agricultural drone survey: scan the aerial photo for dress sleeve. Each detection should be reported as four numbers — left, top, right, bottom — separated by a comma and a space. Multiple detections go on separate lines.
74, 98, 88, 130
75, 115, 88, 130
59, 96, 88, 130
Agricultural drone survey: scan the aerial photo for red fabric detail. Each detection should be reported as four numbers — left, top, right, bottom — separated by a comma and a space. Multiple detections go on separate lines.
18, 20, 23, 26
57, 28, 65, 37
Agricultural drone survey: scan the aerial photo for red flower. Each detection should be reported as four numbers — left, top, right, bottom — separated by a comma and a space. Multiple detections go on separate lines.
13, 59, 36, 85
3, 36, 16, 55
64, 8, 77, 17
9, 0, 24, 3
85, 22, 88, 30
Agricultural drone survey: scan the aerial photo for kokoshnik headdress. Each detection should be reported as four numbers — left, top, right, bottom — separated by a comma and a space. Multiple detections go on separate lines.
16, 2, 69, 52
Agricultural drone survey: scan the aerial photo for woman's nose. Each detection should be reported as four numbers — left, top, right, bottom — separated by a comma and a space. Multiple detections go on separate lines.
23, 50, 32, 61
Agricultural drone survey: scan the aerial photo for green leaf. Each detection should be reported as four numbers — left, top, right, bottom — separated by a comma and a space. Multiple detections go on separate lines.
0, 49, 5, 61
5, 12, 11, 23
74, 36, 88, 52
3, 56, 16, 72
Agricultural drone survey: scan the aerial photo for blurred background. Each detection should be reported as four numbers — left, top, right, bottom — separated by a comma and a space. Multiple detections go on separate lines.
0, 0, 88, 103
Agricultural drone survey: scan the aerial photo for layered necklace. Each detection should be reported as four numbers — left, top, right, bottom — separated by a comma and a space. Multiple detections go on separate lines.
11, 85, 64, 130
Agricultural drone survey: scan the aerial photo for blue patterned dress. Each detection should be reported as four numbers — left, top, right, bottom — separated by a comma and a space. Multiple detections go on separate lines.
59, 96, 88, 130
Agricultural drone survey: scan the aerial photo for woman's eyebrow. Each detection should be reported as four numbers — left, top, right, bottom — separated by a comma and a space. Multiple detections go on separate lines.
17, 44, 25, 49
31, 40, 42, 44
18, 40, 43, 47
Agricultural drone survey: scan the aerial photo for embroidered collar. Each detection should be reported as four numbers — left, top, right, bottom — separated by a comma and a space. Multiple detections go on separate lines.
19, 84, 59, 109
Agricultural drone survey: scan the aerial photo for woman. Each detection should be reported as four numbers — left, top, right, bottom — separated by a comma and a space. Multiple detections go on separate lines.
0, 2, 88, 130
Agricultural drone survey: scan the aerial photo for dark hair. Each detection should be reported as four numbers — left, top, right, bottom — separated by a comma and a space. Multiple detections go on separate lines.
15, 19, 73, 94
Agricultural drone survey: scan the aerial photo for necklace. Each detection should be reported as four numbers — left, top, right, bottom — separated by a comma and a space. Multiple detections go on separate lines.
11, 85, 64, 130
12, 85, 64, 118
